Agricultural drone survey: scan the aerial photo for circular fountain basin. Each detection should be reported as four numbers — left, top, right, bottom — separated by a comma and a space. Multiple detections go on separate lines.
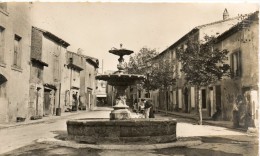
67, 118, 177, 144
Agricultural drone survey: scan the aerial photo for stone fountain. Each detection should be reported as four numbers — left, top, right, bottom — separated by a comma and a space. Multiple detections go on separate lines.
66, 45, 177, 144
96, 44, 146, 120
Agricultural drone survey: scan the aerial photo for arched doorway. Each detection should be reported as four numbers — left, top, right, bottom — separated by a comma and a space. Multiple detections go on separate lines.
0, 74, 8, 123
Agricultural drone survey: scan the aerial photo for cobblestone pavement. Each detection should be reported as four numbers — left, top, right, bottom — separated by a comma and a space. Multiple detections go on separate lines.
1, 108, 258, 156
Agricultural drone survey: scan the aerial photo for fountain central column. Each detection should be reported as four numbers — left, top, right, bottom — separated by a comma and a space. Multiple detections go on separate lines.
96, 45, 145, 120
110, 85, 131, 120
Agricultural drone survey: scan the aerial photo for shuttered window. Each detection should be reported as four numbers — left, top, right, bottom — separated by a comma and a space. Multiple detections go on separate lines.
13, 35, 22, 67
230, 50, 242, 78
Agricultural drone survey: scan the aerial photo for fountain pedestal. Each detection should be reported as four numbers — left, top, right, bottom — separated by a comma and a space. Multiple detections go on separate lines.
110, 108, 131, 120
110, 85, 131, 120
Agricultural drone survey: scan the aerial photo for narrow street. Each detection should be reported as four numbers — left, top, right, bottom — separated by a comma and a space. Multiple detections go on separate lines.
0, 109, 110, 155
0, 107, 258, 156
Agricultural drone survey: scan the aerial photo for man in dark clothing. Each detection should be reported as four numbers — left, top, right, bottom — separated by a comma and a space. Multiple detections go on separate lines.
144, 100, 155, 118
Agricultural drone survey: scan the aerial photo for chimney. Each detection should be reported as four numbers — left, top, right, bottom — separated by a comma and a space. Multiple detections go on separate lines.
223, 8, 229, 20
77, 48, 83, 55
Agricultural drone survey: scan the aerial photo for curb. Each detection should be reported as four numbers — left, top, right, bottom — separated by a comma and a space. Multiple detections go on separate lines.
0, 111, 88, 130
36, 138, 202, 150
157, 110, 249, 132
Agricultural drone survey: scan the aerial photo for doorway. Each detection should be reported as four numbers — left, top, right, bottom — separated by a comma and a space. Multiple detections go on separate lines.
43, 89, 51, 116
0, 74, 8, 123
184, 87, 189, 113
201, 89, 206, 109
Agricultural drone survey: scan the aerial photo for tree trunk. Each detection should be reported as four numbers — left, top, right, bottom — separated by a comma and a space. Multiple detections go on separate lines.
196, 86, 203, 125
165, 87, 168, 115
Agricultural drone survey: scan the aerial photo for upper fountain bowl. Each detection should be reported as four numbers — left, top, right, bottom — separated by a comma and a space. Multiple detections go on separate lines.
109, 48, 134, 57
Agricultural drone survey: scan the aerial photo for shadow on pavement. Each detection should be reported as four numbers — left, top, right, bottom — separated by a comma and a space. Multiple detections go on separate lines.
52, 130, 68, 141
152, 147, 243, 156
2, 143, 102, 156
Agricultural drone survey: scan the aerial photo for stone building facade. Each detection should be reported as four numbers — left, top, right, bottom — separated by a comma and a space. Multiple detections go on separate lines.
151, 10, 258, 123
214, 12, 259, 125
0, 3, 100, 123
62, 51, 84, 111
80, 55, 99, 110
96, 79, 108, 107
30, 27, 70, 117
0, 3, 32, 123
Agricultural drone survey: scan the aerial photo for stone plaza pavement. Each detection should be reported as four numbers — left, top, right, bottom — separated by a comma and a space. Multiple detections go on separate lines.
157, 109, 259, 133
0, 107, 258, 155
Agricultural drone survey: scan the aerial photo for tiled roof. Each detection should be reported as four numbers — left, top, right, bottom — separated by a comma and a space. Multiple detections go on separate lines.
153, 15, 244, 60
216, 11, 258, 42
196, 16, 240, 29
33, 26, 70, 48
67, 51, 99, 68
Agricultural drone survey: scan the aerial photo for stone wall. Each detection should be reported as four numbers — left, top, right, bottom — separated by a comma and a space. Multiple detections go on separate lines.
0, 3, 32, 123
80, 60, 97, 110
67, 118, 177, 144
31, 28, 42, 60
214, 15, 259, 121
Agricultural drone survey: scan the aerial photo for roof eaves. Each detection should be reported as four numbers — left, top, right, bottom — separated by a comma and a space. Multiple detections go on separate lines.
216, 11, 258, 43
86, 58, 99, 68
33, 26, 70, 48
31, 58, 48, 67
196, 16, 240, 29
152, 28, 199, 61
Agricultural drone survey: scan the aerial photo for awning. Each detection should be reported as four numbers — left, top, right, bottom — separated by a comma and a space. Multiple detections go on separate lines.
96, 94, 107, 98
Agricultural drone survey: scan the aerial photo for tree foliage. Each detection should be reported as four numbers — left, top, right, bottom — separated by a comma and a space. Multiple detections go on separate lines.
150, 59, 176, 90
176, 36, 230, 87
127, 47, 158, 74
127, 47, 175, 92
176, 35, 230, 125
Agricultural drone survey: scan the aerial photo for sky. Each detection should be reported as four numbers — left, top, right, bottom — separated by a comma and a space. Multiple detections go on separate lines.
30, 1, 259, 72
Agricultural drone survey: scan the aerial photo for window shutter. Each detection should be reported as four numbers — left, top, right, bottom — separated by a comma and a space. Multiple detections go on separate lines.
18, 39, 22, 67
238, 50, 242, 77
230, 53, 234, 78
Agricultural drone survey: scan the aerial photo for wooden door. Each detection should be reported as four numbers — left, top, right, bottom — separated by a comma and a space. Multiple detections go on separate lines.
44, 90, 51, 116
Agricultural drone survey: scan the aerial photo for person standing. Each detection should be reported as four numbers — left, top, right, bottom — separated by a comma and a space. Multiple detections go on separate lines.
244, 91, 255, 129
144, 100, 155, 118
72, 92, 78, 111
148, 101, 155, 118
233, 95, 242, 128
133, 99, 138, 113
138, 99, 145, 113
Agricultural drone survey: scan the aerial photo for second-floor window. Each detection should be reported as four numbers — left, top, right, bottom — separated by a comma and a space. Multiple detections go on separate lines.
53, 56, 60, 81
13, 35, 22, 67
230, 50, 241, 78
0, 26, 4, 63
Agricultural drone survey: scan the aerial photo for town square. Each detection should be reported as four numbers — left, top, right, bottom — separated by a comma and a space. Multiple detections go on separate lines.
0, 1, 259, 156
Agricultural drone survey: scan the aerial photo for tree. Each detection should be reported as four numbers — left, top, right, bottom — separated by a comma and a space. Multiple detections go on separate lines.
127, 47, 176, 113
151, 59, 176, 114
127, 47, 159, 92
176, 36, 230, 125
127, 47, 158, 74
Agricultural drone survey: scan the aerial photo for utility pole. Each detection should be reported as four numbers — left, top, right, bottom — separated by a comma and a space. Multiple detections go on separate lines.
102, 59, 104, 74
